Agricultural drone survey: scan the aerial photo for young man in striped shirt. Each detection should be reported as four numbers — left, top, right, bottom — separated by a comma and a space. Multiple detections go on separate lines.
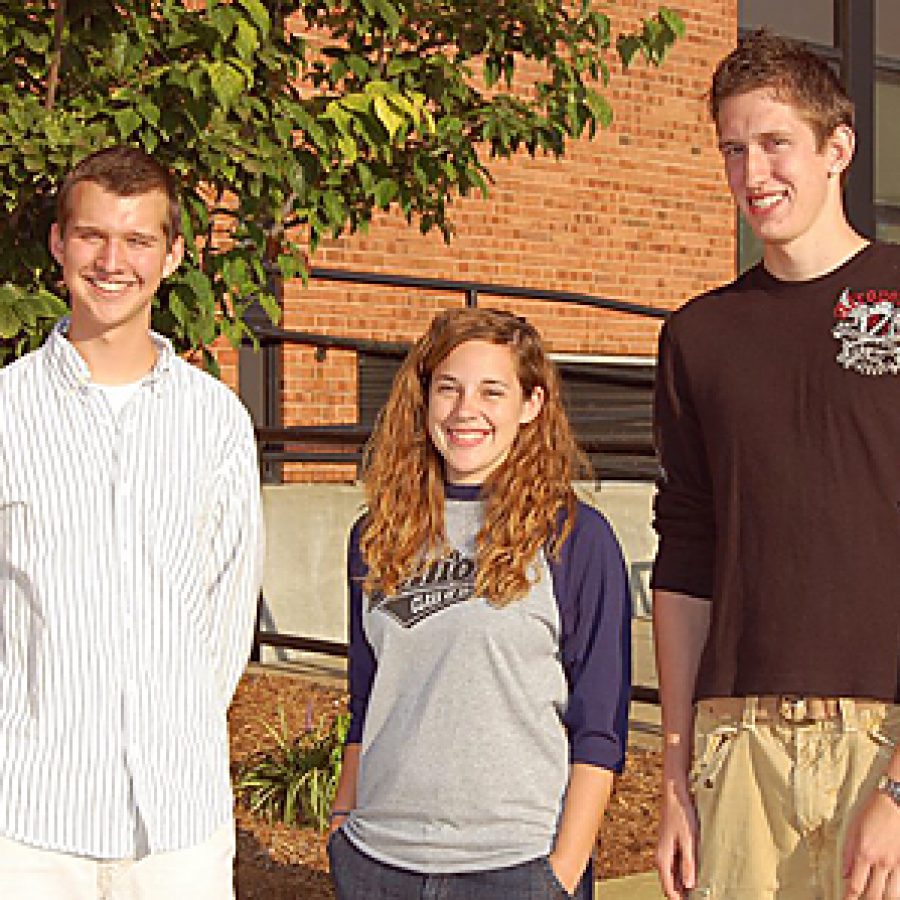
0, 146, 263, 898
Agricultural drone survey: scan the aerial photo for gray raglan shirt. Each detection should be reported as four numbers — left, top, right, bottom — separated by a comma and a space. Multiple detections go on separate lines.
341, 483, 630, 873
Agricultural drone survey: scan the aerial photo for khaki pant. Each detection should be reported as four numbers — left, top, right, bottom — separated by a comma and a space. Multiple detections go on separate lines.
689, 698, 899, 899
0, 823, 235, 900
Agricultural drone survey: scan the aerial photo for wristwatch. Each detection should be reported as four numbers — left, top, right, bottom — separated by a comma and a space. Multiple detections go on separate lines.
877, 774, 900, 807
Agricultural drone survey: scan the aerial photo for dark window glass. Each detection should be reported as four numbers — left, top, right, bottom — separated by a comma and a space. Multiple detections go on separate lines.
876, 219, 900, 245
876, 0, 900, 60
739, 0, 834, 47
875, 74, 900, 207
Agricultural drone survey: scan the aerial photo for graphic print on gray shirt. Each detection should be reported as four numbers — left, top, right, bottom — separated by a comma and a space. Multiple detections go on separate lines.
372, 549, 476, 628
343, 484, 631, 873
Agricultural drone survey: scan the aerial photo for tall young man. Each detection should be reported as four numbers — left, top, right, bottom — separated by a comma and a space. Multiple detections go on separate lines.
653, 31, 900, 900
0, 146, 263, 898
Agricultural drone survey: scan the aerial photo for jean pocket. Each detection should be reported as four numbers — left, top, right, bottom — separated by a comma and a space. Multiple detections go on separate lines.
867, 706, 899, 755
539, 856, 575, 898
326, 827, 344, 863
689, 725, 739, 792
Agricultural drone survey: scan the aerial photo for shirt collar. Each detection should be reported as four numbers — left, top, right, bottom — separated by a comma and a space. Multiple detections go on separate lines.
444, 482, 484, 502
45, 317, 176, 392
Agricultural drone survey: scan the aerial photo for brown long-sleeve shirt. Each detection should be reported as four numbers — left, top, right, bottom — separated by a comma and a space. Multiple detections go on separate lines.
652, 242, 900, 702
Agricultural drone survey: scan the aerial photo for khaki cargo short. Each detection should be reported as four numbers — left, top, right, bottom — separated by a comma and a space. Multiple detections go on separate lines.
688, 697, 899, 899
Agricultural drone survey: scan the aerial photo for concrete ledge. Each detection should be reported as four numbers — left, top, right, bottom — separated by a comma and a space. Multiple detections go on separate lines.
596, 872, 663, 899
258, 481, 660, 684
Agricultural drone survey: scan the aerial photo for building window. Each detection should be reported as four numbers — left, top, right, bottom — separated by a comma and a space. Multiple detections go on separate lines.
876, 0, 900, 59
739, 0, 835, 47
875, 71, 900, 244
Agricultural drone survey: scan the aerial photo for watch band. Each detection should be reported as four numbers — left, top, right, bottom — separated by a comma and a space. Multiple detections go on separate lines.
877, 774, 900, 807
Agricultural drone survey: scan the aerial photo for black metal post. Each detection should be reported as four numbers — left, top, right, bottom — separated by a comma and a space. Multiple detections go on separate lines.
239, 302, 283, 484
838, 0, 876, 238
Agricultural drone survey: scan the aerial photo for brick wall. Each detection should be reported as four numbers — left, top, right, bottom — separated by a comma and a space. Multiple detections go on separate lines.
247, 0, 739, 481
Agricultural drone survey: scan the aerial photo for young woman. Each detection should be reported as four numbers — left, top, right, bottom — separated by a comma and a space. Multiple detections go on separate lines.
328, 308, 631, 899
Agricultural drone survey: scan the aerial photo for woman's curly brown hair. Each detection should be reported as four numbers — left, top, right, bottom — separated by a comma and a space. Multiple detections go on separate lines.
360, 307, 591, 607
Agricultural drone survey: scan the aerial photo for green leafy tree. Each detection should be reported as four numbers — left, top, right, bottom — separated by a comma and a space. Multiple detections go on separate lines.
0, 0, 683, 367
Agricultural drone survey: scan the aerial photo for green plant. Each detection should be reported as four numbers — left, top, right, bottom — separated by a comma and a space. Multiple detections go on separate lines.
235, 705, 351, 832
0, 1, 684, 367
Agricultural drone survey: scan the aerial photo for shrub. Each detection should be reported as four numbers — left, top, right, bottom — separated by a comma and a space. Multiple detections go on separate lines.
235, 705, 350, 832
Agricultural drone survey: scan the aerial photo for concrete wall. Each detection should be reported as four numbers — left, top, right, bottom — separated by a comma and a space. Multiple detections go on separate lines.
259, 481, 658, 686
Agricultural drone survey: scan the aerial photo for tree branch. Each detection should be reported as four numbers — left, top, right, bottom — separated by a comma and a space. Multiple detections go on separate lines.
45, 0, 66, 110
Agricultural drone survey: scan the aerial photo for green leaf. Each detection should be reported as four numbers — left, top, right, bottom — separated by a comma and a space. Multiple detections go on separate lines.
660, 7, 686, 39
356, 161, 374, 193
187, 67, 206, 100
584, 90, 613, 129
346, 56, 370, 80
236, 0, 271, 37
208, 6, 238, 41
322, 190, 346, 224
338, 135, 358, 163
373, 0, 401, 32
206, 62, 245, 112
110, 33, 129, 74
114, 109, 143, 140
373, 96, 404, 140
0, 305, 19, 339
325, 100, 352, 136
340, 93, 371, 114
373, 178, 398, 208
616, 35, 642, 68
182, 268, 215, 304
258, 290, 283, 325
137, 98, 161, 127
21, 30, 49, 54
234, 19, 260, 61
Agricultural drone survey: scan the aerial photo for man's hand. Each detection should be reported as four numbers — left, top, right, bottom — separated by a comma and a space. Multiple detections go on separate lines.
842, 788, 900, 899
657, 777, 699, 900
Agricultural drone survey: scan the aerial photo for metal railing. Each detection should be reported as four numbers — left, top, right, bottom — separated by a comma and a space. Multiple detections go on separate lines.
244, 266, 666, 479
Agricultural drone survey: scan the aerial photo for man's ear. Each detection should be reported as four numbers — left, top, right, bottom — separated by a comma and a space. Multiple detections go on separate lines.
49, 223, 64, 266
827, 124, 855, 178
162, 235, 185, 278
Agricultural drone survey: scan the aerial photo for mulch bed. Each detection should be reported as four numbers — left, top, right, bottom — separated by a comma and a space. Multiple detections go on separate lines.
229, 671, 661, 900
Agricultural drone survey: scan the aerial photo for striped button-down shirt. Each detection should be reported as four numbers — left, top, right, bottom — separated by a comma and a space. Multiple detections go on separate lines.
0, 322, 263, 859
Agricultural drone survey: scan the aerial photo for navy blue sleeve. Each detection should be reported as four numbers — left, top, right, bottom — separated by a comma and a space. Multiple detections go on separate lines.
549, 501, 631, 774
346, 516, 377, 744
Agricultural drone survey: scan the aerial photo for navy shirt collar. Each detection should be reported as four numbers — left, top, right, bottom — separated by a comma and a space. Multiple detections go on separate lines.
444, 482, 483, 502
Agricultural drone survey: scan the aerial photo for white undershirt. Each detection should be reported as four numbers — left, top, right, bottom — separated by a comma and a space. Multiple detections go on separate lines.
94, 380, 143, 416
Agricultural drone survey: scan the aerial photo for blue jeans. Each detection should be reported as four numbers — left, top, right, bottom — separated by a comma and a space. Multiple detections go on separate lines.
327, 829, 592, 900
